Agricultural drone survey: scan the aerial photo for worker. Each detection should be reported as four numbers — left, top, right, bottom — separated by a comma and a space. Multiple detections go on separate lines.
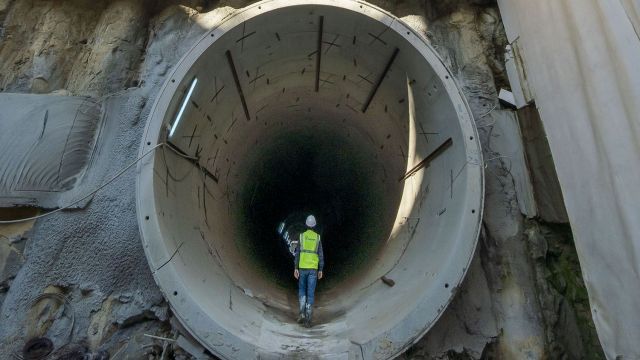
293, 214, 324, 327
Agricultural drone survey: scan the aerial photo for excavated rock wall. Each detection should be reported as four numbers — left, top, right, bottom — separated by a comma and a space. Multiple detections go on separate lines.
0, 0, 603, 358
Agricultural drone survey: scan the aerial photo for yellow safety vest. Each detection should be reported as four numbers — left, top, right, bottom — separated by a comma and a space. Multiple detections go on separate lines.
298, 230, 320, 269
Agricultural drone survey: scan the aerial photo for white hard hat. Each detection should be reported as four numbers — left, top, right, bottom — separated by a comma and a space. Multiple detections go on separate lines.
305, 215, 316, 228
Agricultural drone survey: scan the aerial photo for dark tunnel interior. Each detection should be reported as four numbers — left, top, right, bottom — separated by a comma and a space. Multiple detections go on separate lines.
237, 125, 390, 292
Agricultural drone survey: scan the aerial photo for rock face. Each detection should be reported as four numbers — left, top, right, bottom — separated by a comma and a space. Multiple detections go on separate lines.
0, 0, 603, 359
0, 0, 106, 93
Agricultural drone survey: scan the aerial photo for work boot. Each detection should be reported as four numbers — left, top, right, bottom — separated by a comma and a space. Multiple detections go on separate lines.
296, 311, 305, 324
304, 304, 313, 328
297, 296, 306, 324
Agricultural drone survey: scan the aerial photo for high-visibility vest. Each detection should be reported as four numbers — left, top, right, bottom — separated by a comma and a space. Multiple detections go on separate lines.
298, 229, 320, 269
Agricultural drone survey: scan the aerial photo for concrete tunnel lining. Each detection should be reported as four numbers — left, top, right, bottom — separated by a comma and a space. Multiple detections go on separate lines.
136, 1, 483, 358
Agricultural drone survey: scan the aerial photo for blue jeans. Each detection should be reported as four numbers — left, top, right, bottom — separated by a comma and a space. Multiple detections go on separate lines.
298, 269, 318, 305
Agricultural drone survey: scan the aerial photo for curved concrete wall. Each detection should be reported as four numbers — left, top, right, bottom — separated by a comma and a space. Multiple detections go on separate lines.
137, 1, 483, 358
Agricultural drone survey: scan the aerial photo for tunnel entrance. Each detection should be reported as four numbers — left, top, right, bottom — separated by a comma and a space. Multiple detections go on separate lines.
137, 1, 483, 358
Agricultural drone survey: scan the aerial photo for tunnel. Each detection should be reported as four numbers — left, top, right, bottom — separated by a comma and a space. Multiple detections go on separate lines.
136, 1, 484, 358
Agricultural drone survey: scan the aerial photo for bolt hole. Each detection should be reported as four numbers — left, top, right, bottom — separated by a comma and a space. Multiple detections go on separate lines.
469, 136, 473, 140
147, 141, 151, 145
258, 6, 261, 9
173, 291, 178, 296
171, 79, 175, 83
145, 216, 149, 220
445, 283, 449, 288
211, 33, 214, 37
406, 31, 410, 35
471, 209, 476, 214
445, 75, 449, 79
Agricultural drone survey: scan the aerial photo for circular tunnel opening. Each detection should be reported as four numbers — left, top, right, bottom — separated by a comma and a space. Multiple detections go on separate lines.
137, 1, 483, 358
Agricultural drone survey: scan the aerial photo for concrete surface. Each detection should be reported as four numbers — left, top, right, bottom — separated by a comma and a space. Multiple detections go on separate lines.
137, 1, 483, 358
